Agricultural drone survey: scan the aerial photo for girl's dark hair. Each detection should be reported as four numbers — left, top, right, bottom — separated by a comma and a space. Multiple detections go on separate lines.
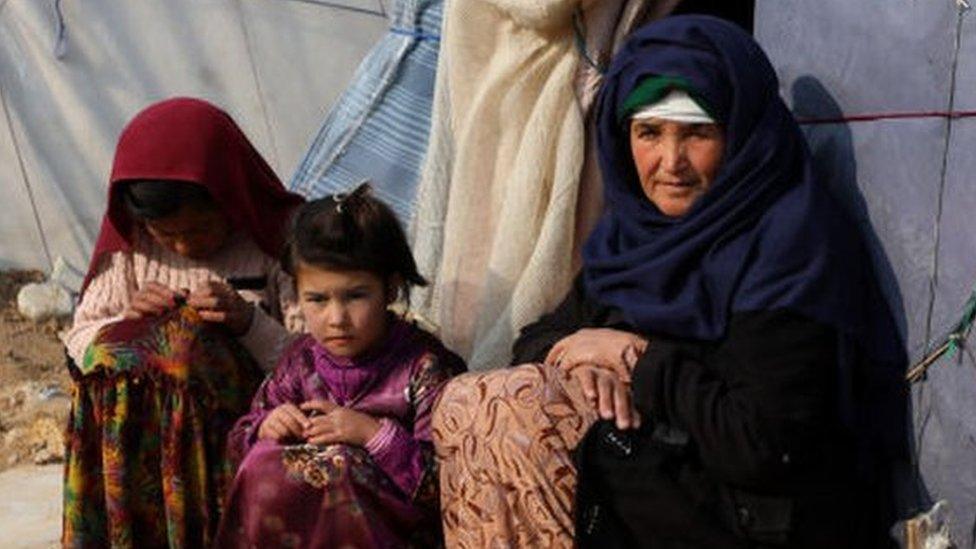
122, 180, 215, 220
284, 183, 427, 302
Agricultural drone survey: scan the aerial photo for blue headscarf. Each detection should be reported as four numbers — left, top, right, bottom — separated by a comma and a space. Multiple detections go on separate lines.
583, 14, 907, 464
584, 16, 896, 359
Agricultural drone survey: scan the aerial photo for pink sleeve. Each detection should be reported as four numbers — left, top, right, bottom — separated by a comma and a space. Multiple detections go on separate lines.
364, 418, 426, 498
364, 349, 464, 503
61, 253, 133, 365
225, 340, 309, 465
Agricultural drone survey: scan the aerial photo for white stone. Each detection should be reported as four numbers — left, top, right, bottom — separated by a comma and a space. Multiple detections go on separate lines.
16, 282, 74, 321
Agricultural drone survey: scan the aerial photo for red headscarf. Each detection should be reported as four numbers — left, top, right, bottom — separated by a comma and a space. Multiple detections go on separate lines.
83, 97, 305, 293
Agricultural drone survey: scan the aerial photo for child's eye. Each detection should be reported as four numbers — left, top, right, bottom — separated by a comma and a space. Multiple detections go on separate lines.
346, 291, 369, 301
304, 295, 327, 303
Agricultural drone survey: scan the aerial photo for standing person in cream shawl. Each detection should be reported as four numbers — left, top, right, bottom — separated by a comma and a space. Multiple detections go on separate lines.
411, 0, 680, 370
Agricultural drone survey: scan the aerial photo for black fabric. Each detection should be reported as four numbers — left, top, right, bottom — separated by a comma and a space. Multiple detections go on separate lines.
572, 310, 895, 548
510, 275, 629, 365
672, 0, 755, 33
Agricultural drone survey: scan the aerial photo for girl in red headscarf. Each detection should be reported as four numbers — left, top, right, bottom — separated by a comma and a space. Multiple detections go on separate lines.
61, 98, 305, 548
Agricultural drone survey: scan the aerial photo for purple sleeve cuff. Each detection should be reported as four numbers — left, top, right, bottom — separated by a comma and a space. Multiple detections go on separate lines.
364, 418, 426, 498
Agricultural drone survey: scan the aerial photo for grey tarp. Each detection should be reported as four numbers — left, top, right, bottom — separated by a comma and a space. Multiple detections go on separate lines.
0, 0, 386, 274
757, 1, 976, 546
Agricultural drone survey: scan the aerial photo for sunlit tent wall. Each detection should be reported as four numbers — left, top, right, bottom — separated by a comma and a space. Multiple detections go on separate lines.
0, 0, 387, 274
757, 1, 976, 546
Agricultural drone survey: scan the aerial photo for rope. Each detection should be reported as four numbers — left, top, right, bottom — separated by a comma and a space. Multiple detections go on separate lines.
796, 109, 976, 126
906, 283, 976, 382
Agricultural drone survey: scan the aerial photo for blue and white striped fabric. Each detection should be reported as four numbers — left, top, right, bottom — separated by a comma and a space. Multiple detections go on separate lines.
289, 0, 442, 222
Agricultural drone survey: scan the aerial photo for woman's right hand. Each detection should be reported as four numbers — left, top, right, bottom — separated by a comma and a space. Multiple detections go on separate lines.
566, 363, 641, 431
123, 282, 184, 319
257, 403, 311, 442
545, 328, 647, 381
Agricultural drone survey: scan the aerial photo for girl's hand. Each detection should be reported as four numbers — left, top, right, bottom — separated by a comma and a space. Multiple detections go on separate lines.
123, 282, 183, 319
566, 363, 641, 431
186, 281, 255, 336
258, 403, 310, 442
546, 328, 648, 381
299, 400, 381, 447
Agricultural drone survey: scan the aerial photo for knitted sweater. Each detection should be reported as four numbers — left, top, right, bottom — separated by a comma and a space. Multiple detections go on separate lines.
62, 229, 302, 372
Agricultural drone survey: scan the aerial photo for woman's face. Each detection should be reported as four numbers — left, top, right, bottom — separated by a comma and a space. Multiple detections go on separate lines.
296, 263, 391, 359
143, 204, 231, 259
629, 118, 725, 217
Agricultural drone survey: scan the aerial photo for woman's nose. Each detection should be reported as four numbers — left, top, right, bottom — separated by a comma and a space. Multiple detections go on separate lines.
659, 137, 687, 173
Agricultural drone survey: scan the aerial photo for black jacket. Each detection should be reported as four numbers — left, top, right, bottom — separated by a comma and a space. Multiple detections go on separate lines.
511, 277, 895, 548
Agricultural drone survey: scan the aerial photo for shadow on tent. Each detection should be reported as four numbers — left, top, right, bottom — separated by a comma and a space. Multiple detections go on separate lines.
791, 75, 931, 535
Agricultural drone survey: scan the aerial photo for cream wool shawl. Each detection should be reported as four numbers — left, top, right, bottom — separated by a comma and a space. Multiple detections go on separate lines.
412, 0, 587, 370
412, 0, 679, 370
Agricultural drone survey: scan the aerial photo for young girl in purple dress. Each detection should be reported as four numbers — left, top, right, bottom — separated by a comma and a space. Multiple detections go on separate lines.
216, 184, 465, 548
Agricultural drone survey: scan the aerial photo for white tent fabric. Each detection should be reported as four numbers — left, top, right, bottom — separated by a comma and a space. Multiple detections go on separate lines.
0, 0, 386, 275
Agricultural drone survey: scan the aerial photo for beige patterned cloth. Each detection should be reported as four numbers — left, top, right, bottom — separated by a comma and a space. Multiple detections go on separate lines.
432, 363, 599, 548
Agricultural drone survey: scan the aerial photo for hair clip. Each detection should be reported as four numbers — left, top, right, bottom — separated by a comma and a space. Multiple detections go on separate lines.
332, 192, 347, 213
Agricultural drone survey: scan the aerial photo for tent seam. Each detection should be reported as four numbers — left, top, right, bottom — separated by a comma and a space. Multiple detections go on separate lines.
0, 75, 54, 270
923, 7, 967, 353
234, 0, 281, 172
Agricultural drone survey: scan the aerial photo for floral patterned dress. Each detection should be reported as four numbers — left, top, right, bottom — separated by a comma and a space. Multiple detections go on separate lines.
63, 306, 264, 548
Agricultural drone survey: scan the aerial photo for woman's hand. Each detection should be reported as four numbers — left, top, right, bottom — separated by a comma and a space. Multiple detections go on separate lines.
258, 403, 310, 442
567, 363, 641, 430
186, 281, 255, 336
123, 282, 183, 319
300, 400, 381, 447
546, 328, 648, 380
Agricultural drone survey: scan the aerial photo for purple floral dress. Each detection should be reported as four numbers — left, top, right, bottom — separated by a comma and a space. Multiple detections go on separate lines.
215, 317, 465, 548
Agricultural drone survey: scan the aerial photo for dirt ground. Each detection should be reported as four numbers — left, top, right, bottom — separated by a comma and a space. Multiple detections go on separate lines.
0, 271, 72, 471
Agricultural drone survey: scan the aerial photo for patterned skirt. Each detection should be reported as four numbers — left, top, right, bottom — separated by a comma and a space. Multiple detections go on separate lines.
215, 441, 439, 548
62, 306, 263, 548
432, 363, 598, 548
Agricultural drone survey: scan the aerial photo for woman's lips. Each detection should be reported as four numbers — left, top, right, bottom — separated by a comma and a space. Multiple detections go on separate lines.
657, 179, 693, 188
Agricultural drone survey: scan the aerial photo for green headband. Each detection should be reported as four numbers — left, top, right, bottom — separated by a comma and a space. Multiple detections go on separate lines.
617, 75, 715, 124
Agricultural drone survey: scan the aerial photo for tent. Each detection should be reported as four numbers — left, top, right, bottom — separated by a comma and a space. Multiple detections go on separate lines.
757, 1, 976, 545
4, 0, 975, 544
0, 0, 387, 274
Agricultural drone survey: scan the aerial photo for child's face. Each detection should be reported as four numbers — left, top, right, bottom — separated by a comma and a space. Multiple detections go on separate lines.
296, 262, 390, 359
143, 204, 230, 260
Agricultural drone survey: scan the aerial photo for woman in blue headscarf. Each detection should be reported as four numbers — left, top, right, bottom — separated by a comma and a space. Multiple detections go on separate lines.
433, 15, 907, 548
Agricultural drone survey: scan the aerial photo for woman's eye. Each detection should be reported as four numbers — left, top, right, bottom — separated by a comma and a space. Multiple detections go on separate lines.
689, 125, 721, 140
